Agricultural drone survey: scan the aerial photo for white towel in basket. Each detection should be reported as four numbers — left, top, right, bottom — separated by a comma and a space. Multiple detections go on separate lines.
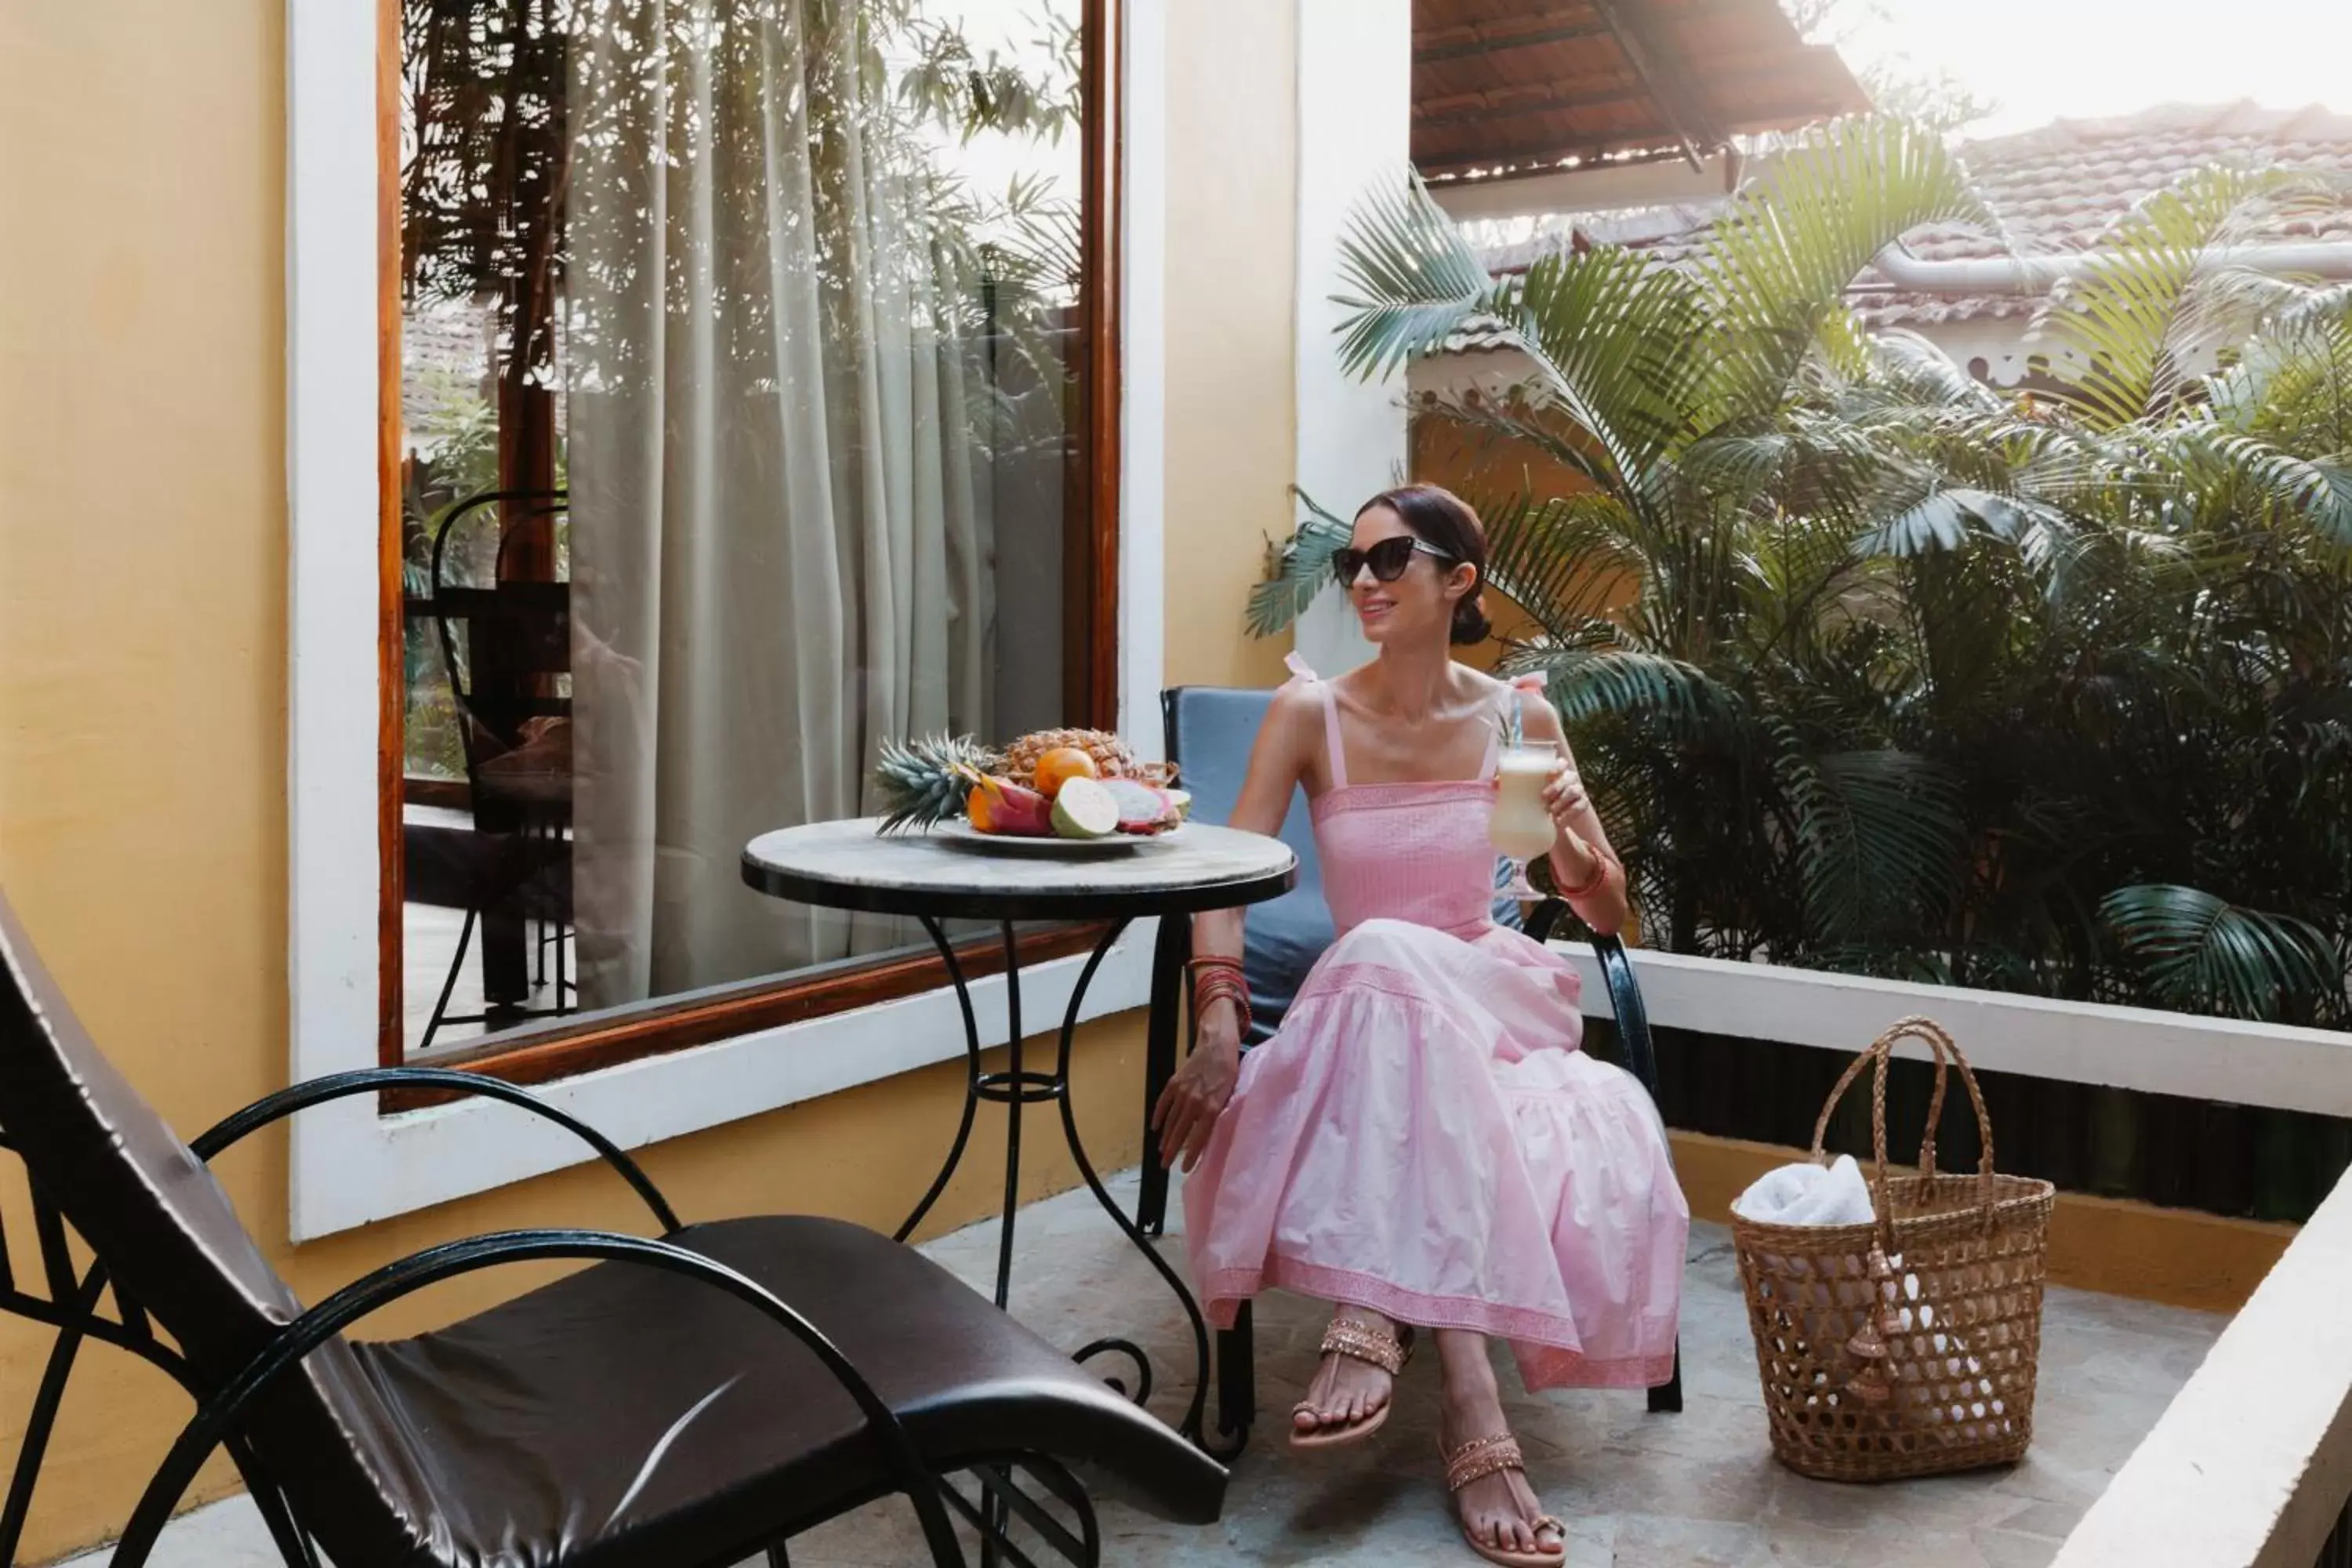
1732, 1155, 1875, 1226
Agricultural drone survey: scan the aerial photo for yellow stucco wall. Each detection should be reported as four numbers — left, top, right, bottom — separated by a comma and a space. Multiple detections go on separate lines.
1163, 0, 1299, 692
0, 2, 1297, 1558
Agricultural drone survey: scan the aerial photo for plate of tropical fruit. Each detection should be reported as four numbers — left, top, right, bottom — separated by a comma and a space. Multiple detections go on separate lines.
873, 728, 1192, 855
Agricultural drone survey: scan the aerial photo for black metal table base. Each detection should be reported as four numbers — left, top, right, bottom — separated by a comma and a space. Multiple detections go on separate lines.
894, 917, 1242, 1460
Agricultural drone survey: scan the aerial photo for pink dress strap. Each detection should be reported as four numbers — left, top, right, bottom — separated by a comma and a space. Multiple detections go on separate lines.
1283, 652, 1349, 789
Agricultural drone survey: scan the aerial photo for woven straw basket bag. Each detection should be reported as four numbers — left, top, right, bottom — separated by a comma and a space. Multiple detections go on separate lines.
1731, 1017, 2056, 1483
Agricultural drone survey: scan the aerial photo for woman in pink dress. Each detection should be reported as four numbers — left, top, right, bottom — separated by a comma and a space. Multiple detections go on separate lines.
1152, 484, 1688, 1566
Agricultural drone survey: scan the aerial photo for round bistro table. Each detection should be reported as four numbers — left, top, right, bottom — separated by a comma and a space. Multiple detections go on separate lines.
741, 817, 1296, 1451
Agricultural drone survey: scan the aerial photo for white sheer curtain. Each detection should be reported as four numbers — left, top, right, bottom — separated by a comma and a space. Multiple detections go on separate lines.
565, 0, 995, 1009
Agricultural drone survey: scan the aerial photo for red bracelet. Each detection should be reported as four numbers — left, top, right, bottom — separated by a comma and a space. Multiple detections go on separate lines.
1189, 964, 1253, 1040
1556, 843, 1616, 901
1193, 972, 1248, 1016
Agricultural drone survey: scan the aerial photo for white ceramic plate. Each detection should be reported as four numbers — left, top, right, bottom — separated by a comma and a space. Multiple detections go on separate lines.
935, 820, 1185, 856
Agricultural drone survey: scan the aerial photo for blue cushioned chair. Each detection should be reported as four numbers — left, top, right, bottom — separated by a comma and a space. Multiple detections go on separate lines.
1139, 684, 1682, 1448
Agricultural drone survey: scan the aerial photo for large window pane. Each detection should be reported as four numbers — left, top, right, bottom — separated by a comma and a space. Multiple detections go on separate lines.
395, 0, 1094, 1055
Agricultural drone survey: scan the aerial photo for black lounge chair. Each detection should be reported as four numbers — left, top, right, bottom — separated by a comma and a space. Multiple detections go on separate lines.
1136, 684, 1682, 1450
0, 893, 1224, 1568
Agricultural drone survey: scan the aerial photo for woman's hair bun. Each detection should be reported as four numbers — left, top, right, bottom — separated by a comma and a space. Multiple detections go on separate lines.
1450, 592, 1493, 647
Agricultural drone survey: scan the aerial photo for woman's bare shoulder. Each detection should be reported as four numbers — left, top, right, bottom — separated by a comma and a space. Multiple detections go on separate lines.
1259, 678, 1325, 746
1456, 664, 1515, 701
1468, 665, 1567, 738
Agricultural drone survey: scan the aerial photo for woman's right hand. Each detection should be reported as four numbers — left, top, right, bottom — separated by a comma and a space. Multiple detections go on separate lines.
1152, 1011, 1242, 1173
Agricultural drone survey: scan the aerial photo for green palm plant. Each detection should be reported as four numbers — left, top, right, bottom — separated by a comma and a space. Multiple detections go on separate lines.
1266, 119, 1998, 966
1257, 118, 2352, 1025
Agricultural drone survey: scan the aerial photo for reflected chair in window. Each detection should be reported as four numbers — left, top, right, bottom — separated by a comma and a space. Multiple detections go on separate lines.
0, 892, 1226, 1568
1138, 684, 1682, 1450
406, 488, 575, 1048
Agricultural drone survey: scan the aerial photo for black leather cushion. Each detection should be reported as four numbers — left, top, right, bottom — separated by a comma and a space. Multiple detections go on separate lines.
1166, 688, 1331, 1042
284, 1216, 1225, 1568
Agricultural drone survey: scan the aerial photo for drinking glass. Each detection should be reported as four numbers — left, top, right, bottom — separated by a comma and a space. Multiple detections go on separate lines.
1491, 739, 1562, 899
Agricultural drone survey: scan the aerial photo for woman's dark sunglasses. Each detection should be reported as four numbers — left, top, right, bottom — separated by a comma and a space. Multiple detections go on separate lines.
1331, 535, 1454, 587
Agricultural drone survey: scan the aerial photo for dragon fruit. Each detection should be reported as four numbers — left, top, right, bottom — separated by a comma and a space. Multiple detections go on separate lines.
1104, 778, 1179, 835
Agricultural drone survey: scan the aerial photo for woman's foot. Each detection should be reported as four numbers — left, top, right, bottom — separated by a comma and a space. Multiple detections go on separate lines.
1435, 1330, 1566, 1563
1290, 1305, 1409, 1446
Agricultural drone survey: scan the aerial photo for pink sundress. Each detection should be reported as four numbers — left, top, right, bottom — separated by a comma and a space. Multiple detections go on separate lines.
1181, 660, 1688, 1391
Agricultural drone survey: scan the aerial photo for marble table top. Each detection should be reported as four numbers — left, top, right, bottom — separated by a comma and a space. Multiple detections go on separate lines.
741, 817, 1298, 920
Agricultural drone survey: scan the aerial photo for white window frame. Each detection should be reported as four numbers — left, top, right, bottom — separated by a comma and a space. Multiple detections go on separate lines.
285, 0, 1168, 1241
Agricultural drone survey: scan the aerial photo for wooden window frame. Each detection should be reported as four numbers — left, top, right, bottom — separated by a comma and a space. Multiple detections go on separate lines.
376, 0, 1125, 1085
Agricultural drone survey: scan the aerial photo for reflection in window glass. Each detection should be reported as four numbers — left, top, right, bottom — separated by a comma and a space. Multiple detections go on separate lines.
396, 0, 1091, 1053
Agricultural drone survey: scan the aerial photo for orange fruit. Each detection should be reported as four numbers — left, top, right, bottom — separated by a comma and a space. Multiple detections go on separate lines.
1032, 746, 1100, 800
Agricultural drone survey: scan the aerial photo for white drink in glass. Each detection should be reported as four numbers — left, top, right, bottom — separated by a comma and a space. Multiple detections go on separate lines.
1492, 743, 1559, 895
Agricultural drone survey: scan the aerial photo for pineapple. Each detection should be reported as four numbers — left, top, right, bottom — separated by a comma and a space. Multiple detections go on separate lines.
873, 734, 1003, 833
1002, 728, 1176, 789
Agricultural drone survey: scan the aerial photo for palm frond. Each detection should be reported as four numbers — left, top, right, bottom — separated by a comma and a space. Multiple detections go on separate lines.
2270, 279, 2352, 339
1867, 329, 2006, 415
2209, 314, 2352, 455
2100, 884, 2344, 1022
1855, 481, 2071, 559
2031, 166, 2343, 429
1330, 170, 1495, 383
2165, 426, 2352, 550
1504, 640, 1737, 731
1695, 117, 1996, 424
1246, 488, 1353, 638
1472, 489, 1646, 639
1774, 734, 1965, 944
1678, 415, 1896, 533
1498, 247, 1711, 496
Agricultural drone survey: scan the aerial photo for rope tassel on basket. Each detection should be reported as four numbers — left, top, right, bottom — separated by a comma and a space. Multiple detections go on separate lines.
1730, 1017, 2057, 1483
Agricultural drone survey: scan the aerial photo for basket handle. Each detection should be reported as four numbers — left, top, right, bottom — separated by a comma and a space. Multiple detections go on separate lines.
1811, 1017, 1957, 1181
1809, 1017, 1999, 1247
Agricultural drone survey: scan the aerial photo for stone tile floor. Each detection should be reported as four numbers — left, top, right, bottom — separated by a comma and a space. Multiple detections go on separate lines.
78, 1170, 2223, 1567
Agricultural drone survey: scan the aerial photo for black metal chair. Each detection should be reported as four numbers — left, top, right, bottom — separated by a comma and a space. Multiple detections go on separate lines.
0, 892, 1225, 1568
405, 488, 576, 1047
1135, 684, 1682, 1450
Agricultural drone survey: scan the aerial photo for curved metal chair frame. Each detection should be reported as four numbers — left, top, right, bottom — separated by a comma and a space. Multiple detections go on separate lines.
0, 1065, 1109, 1568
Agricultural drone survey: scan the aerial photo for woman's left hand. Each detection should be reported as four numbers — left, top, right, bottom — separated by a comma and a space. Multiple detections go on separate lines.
1541, 759, 1589, 829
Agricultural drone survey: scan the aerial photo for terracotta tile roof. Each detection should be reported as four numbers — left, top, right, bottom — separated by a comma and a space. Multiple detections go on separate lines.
1414, 0, 1867, 181
1442, 101, 2352, 352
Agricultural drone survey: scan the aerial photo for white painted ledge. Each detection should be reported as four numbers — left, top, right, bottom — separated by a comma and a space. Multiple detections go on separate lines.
1548, 942, 2352, 1119
291, 932, 1154, 1240
2052, 1164, 2352, 1567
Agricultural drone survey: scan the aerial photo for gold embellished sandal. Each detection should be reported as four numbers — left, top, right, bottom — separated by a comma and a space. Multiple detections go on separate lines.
1441, 1432, 1568, 1566
1289, 1316, 1416, 1450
